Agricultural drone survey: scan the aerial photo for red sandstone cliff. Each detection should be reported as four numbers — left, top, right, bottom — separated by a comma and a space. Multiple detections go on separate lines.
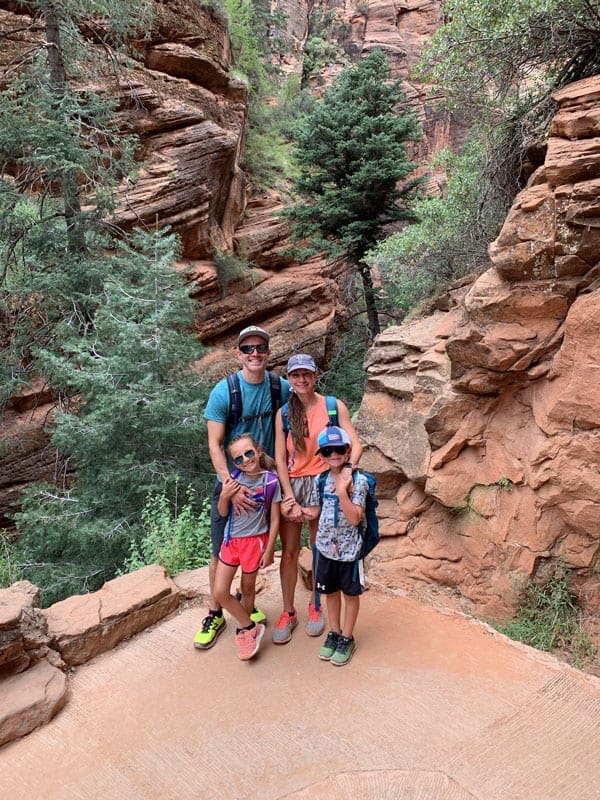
356, 76, 600, 631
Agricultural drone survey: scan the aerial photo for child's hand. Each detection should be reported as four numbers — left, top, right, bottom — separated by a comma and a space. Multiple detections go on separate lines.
282, 496, 302, 521
335, 464, 353, 494
260, 549, 274, 569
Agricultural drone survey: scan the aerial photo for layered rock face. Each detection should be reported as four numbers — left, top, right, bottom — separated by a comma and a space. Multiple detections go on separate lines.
0, 0, 343, 522
357, 76, 600, 620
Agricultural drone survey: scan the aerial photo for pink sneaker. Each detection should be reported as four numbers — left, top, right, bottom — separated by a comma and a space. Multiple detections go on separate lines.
236, 622, 266, 661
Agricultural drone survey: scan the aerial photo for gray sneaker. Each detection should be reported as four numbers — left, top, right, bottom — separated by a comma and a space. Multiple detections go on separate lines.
272, 610, 298, 644
306, 602, 325, 637
331, 635, 356, 666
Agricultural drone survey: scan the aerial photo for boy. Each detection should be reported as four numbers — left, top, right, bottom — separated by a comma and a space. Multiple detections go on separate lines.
303, 426, 368, 666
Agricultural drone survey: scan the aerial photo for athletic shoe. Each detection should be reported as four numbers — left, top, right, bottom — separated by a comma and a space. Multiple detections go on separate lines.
272, 610, 298, 644
250, 607, 267, 625
234, 592, 267, 626
306, 602, 325, 637
319, 630, 340, 661
236, 622, 266, 661
193, 611, 226, 649
331, 635, 356, 666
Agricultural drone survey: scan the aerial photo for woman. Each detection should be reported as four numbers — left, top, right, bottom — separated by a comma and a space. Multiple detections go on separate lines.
272, 353, 362, 644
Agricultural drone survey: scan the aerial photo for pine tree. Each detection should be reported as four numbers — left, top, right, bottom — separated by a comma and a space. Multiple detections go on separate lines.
287, 50, 422, 339
0, 2, 210, 602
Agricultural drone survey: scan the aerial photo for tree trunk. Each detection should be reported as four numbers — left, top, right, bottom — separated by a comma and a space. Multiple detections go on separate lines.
358, 262, 380, 341
45, 5, 87, 255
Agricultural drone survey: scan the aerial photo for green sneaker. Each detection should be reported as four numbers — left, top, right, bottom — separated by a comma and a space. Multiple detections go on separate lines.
235, 592, 266, 627
193, 611, 226, 649
331, 635, 356, 666
250, 607, 267, 626
319, 630, 340, 661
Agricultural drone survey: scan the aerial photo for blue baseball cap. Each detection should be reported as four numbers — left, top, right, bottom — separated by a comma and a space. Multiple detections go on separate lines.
317, 426, 351, 451
287, 353, 317, 373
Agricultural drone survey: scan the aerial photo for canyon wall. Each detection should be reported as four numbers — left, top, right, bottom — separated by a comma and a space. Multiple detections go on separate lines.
356, 76, 600, 622
0, 0, 455, 522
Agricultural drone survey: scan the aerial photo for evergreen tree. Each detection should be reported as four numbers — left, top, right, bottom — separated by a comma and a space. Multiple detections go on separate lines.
287, 50, 421, 339
0, 1, 210, 602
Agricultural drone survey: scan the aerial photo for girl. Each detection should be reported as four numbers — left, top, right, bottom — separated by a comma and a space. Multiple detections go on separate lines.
272, 353, 362, 644
212, 434, 282, 661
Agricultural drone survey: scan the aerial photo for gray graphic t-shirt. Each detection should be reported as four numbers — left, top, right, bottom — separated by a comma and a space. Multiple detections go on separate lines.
313, 471, 368, 561
223, 472, 282, 540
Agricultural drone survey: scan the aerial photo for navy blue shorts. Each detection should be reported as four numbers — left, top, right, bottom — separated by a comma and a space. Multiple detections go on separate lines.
314, 551, 364, 596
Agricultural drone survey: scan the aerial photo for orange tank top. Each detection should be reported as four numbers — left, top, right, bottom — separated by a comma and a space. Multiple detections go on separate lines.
287, 395, 330, 478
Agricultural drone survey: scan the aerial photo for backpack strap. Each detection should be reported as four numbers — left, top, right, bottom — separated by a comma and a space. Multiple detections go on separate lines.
282, 395, 337, 437
268, 371, 282, 416
264, 470, 279, 515
325, 395, 339, 426
226, 371, 283, 433
281, 401, 290, 436
226, 372, 242, 434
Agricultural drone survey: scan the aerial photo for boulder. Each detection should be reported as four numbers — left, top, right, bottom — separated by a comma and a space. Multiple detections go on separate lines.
45, 566, 180, 666
0, 659, 68, 748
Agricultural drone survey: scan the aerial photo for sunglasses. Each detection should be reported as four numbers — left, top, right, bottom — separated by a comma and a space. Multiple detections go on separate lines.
239, 343, 269, 354
232, 448, 256, 466
320, 445, 348, 457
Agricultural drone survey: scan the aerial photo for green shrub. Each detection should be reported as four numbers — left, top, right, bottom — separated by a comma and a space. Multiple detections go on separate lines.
0, 533, 18, 588
123, 487, 211, 576
497, 561, 596, 668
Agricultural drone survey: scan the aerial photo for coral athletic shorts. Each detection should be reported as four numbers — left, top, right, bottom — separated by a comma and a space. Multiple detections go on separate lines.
219, 533, 269, 573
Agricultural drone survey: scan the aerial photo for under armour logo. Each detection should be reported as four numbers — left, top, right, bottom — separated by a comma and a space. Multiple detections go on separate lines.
316, 582, 326, 591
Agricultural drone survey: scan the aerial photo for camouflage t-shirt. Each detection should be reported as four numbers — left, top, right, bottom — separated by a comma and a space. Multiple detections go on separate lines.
312, 471, 368, 562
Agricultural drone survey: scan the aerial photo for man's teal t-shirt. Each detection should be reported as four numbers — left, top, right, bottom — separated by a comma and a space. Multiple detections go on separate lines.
204, 371, 290, 470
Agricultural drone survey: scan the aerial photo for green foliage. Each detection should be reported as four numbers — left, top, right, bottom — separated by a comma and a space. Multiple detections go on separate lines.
287, 50, 421, 338
222, 0, 290, 188
0, 1, 212, 603
213, 248, 250, 295
0, 533, 18, 588
369, 136, 510, 320
123, 487, 211, 576
498, 562, 596, 667
495, 477, 514, 492
302, 35, 339, 83
419, 0, 600, 117
319, 317, 370, 414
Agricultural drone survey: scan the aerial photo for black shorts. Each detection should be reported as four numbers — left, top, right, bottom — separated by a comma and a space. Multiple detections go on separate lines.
314, 551, 364, 596
210, 480, 227, 557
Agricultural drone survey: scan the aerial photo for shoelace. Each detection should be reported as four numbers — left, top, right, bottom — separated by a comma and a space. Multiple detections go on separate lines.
202, 614, 220, 632
335, 636, 351, 654
309, 605, 322, 621
324, 632, 339, 649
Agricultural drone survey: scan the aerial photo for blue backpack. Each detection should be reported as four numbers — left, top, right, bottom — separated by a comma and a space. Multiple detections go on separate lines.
281, 395, 338, 435
316, 468, 379, 560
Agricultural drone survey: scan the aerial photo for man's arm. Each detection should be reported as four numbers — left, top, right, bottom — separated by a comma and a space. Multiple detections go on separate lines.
206, 419, 255, 514
206, 419, 231, 484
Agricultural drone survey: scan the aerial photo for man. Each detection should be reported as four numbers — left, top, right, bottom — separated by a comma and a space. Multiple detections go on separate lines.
194, 325, 290, 649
